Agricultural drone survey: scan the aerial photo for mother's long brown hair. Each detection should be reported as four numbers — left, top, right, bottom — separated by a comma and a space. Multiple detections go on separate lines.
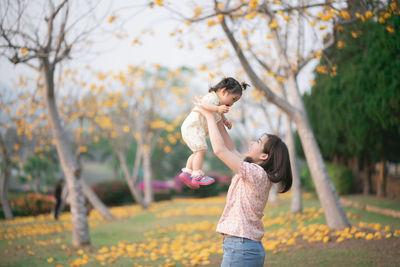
245, 134, 293, 193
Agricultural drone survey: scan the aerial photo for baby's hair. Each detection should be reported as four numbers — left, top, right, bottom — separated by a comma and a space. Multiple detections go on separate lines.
209, 77, 250, 95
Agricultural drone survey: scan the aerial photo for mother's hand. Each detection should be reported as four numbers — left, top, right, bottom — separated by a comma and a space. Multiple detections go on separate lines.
192, 96, 213, 117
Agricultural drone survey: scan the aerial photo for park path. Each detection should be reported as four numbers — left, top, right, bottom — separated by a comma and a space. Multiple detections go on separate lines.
340, 197, 400, 218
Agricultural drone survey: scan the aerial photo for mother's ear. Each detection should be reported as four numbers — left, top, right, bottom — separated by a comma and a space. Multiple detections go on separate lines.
260, 153, 269, 161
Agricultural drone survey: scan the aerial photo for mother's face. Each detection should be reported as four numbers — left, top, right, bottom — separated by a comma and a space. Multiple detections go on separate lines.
245, 135, 269, 164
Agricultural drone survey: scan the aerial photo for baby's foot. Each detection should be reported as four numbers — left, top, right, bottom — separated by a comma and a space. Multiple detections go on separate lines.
192, 174, 215, 186
178, 172, 200, 189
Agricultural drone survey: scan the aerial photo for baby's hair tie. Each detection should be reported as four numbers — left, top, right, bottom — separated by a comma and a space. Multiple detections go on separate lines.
241, 82, 250, 91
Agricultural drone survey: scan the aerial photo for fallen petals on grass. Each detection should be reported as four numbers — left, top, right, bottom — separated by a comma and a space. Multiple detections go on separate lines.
1, 195, 400, 266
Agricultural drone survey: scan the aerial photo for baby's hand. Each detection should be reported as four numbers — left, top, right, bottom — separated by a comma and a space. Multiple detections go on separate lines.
217, 105, 230, 114
224, 119, 232, 130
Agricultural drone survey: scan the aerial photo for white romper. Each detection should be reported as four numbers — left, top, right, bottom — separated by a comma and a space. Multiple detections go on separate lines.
181, 91, 222, 152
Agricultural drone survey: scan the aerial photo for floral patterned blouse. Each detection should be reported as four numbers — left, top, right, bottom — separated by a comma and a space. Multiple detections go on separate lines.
216, 161, 272, 241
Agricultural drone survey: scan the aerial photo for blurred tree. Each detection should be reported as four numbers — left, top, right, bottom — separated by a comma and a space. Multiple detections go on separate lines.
88, 65, 193, 207
20, 149, 59, 192
0, 88, 45, 219
304, 7, 400, 197
0, 0, 113, 246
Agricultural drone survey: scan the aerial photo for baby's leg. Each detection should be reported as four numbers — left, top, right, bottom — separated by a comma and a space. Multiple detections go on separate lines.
192, 150, 206, 174
191, 149, 215, 185
183, 154, 195, 172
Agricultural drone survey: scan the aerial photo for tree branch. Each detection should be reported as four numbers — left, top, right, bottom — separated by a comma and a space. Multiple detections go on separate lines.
219, 13, 296, 118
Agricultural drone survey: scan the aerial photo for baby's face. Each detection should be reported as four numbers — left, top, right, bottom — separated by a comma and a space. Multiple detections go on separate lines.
220, 92, 241, 107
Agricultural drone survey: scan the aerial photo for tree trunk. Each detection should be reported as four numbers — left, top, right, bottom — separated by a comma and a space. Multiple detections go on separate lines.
285, 116, 302, 213
82, 180, 115, 220
116, 149, 145, 207
377, 155, 386, 197
361, 157, 371, 195
75, 147, 114, 220
42, 59, 90, 247
348, 157, 361, 193
33, 178, 40, 193
142, 148, 153, 207
269, 183, 279, 203
295, 107, 350, 229
0, 162, 14, 220
284, 75, 349, 228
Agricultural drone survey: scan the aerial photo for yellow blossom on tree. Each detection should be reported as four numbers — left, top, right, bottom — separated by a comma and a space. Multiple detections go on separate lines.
269, 19, 278, 29
20, 47, 28, 56
384, 13, 391, 19
207, 19, 218, 27
341, 10, 350, 19
134, 133, 141, 140
97, 74, 106, 80
107, 16, 116, 23
276, 76, 285, 83
245, 12, 257, 20
337, 41, 344, 49
316, 65, 328, 74
123, 125, 130, 133
355, 13, 365, 22
249, 0, 258, 9
193, 7, 202, 18
155, 0, 163, 6
386, 26, 395, 33
365, 11, 373, 19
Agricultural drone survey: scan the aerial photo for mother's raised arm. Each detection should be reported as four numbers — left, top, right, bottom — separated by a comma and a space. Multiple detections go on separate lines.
194, 100, 243, 174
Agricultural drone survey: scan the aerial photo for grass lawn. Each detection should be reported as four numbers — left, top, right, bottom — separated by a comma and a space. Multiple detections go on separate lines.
1, 193, 400, 267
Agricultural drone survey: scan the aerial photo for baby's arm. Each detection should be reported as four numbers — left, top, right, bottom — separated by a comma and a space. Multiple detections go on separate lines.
199, 101, 229, 114
221, 114, 232, 130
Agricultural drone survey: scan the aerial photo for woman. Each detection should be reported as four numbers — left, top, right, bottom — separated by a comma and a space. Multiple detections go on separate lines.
194, 102, 292, 267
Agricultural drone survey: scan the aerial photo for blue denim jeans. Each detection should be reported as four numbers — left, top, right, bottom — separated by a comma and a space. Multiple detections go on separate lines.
221, 236, 265, 267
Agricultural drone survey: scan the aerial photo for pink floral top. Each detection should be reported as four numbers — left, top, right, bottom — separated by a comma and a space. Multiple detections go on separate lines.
216, 161, 272, 241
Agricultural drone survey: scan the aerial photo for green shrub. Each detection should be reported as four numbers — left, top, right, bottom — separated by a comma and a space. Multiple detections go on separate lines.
8, 193, 55, 216
92, 180, 135, 206
92, 180, 172, 206
300, 162, 353, 195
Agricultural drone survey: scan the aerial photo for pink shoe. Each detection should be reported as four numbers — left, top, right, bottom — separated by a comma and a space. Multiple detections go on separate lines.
178, 172, 199, 189
193, 174, 215, 186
